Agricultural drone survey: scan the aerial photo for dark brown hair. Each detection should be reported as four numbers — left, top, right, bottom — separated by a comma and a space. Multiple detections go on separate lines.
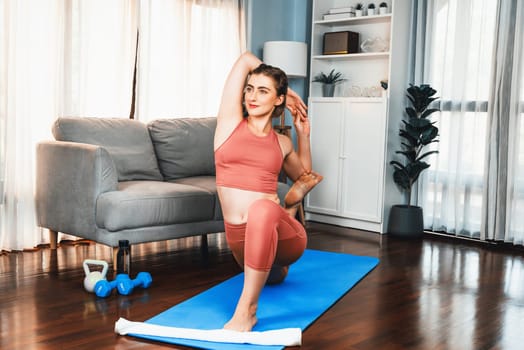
248, 63, 288, 118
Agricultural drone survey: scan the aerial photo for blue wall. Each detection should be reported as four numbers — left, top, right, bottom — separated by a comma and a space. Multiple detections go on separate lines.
247, 0, 312, 58
247, 0, 312, 132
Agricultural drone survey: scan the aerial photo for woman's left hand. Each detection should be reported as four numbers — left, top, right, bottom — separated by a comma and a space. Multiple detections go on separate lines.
292, 109, 310, 137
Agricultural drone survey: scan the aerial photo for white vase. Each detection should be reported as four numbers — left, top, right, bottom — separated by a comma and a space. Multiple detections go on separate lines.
355, 9, 363, 17
367, 8, 375, 16
379, 7, 388, 15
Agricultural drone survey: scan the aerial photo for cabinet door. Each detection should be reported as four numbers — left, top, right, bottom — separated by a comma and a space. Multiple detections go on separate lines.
305, 99, 344, 215
341, 99, 387, 222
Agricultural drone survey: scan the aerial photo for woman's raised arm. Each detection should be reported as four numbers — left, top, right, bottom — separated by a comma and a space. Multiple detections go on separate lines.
215, 52, 262, 149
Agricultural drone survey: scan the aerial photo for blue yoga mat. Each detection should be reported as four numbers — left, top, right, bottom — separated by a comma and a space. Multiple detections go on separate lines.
130, 249, 379, 349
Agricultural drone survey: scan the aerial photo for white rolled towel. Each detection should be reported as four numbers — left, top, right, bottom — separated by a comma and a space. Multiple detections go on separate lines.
114, 317, 302, 346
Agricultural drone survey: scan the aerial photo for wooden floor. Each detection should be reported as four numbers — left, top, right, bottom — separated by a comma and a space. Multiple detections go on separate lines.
1, 222, 524, 350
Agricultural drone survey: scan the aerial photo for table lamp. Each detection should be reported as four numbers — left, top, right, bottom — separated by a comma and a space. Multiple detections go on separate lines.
263, 41, 308, 132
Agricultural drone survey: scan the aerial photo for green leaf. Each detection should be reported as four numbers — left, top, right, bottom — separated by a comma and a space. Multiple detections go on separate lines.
405, 107, 417, 119
421, 108, 440, 119
408, 117, 431, 128
399, 130, 418, 146
390, 160, 406, 170
312, 69, 346, 84
406, 161, 430, 184
407, 84, 439, 112
400, 142, 412, 149
393, 168, 411, 190
403, 125, 422, 143
420, 125, 439, 144
396, 150, 417, 162
416, 150, 439, 162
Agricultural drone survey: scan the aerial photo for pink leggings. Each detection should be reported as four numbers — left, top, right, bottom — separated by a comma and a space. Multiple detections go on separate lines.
224, 199, 307, 272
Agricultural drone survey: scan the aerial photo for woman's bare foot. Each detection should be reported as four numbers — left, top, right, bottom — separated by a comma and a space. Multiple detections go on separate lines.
284, 204, 300, 218
284, 171, 323, 208
223, 302, 258, 332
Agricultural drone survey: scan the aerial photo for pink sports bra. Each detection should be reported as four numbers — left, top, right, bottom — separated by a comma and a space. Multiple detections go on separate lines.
215, 119, 283, 194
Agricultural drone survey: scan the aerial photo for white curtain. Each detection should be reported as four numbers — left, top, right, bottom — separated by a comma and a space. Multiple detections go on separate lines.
62, 0, 138, 117
135, 0, 246, 122
416, 0, 524, 245
0, 0, 138, 251
0, 0, 245, 251
416, 0, 497, 239
482, 0, 524, 245
0, 0, 65, 251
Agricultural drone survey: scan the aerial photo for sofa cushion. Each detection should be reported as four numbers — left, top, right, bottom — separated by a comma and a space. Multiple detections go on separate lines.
96, 181, 216, 231
171, 176, 222, 220
53, 117, 163, 181
148, 117, 216, 180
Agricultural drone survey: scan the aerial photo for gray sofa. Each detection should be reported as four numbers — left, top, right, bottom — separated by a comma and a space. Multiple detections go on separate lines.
35, 116, 289, 267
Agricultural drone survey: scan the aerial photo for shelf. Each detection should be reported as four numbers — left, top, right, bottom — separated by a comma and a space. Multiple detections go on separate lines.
312, 52, 390, 60
314, 13, 392, 26
310, 96, 387, 102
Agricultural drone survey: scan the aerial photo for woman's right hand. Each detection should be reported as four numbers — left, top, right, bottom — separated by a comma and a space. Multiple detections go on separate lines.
286, 88, 308, 122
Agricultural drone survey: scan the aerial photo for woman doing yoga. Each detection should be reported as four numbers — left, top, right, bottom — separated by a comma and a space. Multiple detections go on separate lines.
214, 52, 322, 332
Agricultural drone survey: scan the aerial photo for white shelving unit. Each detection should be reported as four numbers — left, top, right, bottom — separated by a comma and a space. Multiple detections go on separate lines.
305, 0, 408, 233
306, 96, 388, 232
309, 2, 393, 98
311, 52, 390, 60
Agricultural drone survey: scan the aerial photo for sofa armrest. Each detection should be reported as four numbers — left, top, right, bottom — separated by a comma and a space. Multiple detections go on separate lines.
35, 141, 118, 237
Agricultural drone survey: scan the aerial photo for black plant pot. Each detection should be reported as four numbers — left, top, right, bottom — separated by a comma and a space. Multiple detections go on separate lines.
387, 205, 424, 238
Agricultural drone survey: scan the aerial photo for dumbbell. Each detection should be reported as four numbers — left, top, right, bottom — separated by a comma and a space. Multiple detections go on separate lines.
94, 272, 152, 298
83, 259, 109, 293
94, 274, 129, 298
117, 272, 153, 296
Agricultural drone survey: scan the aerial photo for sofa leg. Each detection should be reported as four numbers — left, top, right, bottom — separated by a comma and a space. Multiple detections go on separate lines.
200, 234, 208, 255
49, 230, 58, 249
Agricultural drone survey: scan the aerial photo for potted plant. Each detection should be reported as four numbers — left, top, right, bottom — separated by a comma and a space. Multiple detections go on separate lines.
355, 3, 364, 16
379, 2, 388, 14
313, 69, 347, 97
367, 3, 376, 15
387, 84, 440, 238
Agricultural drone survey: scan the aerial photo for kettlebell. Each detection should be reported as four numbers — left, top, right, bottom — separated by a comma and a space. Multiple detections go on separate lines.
83, 259, 109, 293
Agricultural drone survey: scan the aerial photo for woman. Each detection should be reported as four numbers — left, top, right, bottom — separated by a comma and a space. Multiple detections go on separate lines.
214, 51, 322, 332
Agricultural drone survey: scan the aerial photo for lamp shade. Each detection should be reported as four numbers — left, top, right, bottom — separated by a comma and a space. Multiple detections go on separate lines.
263, 41, 307, 78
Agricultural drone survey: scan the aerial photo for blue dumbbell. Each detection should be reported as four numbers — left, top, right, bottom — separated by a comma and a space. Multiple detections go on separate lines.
117, 272, 153, 296
94, 274, 128, 298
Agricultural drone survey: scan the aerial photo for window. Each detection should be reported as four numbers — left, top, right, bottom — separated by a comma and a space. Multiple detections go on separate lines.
135, 0, 245, 122
420, 0, 524, 244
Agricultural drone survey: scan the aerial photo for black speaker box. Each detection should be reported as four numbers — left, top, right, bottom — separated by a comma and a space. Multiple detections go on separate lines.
323, 31, 359, 55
